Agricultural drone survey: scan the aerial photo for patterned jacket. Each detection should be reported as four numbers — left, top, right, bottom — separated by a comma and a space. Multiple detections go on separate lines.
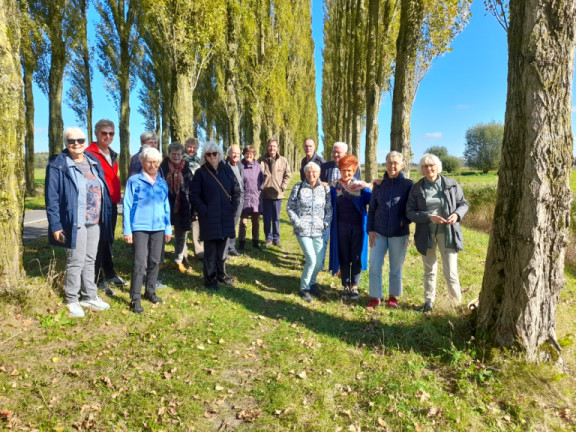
286, 181, 332, 237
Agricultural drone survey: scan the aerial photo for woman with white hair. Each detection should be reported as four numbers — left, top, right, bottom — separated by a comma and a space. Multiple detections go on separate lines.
406, 153, 469, 312
123, 146, 172, 313
286, 162, 332, 302
45, 127, 113, 317
189, 141, 241, 290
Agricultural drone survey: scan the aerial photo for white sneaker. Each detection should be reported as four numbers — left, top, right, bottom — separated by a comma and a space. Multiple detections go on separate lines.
67, 302, 85, 317
80, 296, 110, 311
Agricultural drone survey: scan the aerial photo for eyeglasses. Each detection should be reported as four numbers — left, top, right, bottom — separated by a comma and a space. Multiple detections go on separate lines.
99, 131, 115, 137
67, 138, 86, 145
205, 152, 219, 157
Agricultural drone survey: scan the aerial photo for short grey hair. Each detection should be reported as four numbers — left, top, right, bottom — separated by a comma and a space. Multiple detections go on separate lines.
386, 151, 404, 163
139, 146, 162, 163
418, 153, 443, 175
304, 161, 321, 174
333, 141, 348, 153
228, 145, 241, 156
303, 137, 315, 147
167, 142, 184, 154
94, 119, 114, 134
201, 141, 224, 163
140, 131, 158, 144
63, 127, 85, 145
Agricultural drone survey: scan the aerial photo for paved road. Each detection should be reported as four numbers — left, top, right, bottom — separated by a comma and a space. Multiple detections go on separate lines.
23, 209, 48, 243
24, 205, 124, 243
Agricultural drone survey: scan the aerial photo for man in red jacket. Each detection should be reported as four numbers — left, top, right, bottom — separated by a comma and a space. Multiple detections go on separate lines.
86, 119, 126, 295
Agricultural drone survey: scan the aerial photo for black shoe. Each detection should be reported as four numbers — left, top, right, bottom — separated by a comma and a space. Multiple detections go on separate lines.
130, 299, 143, 314
252, 240, 261, 250
422, 302, 433, 312
238, 241, 246, 251
98, 280, 115, 296
107, 275, 128, 287
299, 290, 313, 302
143, 293, 163, 304
218, 277, 235, 287
205, 283, 220, 291
309, 284, 322, 298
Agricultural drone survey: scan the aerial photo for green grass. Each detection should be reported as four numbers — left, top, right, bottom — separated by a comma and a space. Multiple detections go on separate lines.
2, 174, 575, 431
24, 169, 47, 210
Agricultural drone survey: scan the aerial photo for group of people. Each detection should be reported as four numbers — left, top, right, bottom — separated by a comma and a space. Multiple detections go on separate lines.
288, 142, 469, 312
46, 122, 469, 316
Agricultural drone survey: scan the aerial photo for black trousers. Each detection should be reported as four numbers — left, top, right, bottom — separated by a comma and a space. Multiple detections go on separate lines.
95, 203, 118, 282
203, 238, 229, 286
130, 230, 164, 300
337, 222, 364, 287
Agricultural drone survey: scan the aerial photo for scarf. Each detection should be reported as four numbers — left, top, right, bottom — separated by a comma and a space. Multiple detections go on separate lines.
166, 159, 186, 212
333, 178, 371, 197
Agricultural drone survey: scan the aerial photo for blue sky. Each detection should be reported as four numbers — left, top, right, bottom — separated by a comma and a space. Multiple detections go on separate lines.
32, 0, 570, 162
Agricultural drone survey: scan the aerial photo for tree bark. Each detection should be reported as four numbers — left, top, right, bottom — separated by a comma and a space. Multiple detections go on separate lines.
48, 50, 65, 156
390, 0, 423, 171
0, 0, 25, 288
171, 71, 195, 143
225, 0, 240, 149
350, 0, 365, 159
476, 0, 576, 362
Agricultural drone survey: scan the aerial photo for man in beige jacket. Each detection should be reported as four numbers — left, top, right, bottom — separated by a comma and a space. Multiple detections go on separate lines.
259, 138, 291, 248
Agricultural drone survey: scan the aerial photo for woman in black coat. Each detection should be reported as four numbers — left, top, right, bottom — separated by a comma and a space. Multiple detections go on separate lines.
189, 141, 241, 289
160, 142, 194, 272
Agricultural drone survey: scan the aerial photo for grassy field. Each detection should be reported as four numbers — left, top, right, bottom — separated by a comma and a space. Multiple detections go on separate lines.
2, 173, 575, 431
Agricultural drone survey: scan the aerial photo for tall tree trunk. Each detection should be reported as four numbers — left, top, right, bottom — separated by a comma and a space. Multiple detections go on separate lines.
48, 51, 65, 156
350, 0, 365, 159
476, 0, 576, 362
0, 0, 25, 288
226, 0, 240, 149
80, 2, 93, 144
251, 100, 262, 156
118, 33, 131, 184
390, 0, 423, 171
171, 71, 194, 143
23, 63, 35, 196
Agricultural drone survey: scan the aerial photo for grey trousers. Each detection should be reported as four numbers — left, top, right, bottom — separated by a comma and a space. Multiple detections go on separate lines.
173, 224, 189, 263
190, 219, 204, 259
64, 224, 100, 304
130, 231, 164, 300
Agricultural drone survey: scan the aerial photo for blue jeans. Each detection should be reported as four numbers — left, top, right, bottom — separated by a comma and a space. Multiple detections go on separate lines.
368, 233, 409, 299
262, 198, 282, 242
296, 235, 325, 292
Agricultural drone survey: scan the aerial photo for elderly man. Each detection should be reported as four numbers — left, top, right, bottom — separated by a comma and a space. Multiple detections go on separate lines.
300, 137, 325, 181
86, 119, 126, 295
225, 145, 244, 256
185, 137, 204, 260
128, 131, 159, 177
259, 138, 291, 248
320, 141, 361, 184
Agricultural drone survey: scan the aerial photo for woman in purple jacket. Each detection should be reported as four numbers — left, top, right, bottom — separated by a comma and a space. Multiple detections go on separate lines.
366, 151, 413, 309
239, 145, 264, 250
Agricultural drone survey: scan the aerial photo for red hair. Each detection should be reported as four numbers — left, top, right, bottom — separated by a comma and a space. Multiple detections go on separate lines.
338, 154, 358, 172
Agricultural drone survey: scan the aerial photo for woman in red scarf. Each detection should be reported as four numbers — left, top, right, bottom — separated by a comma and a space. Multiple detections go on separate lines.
160, 142, 194, 272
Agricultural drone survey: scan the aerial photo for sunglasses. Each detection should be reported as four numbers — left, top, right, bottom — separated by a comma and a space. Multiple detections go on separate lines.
205, 152, 219, 157
99, 131, 115, 137
67, 138, 86, 145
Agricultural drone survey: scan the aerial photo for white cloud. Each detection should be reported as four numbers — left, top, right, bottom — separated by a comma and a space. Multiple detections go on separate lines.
422, 132, 443, 139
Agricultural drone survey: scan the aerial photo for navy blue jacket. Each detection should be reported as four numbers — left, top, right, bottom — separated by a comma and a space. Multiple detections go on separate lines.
367, 171, 413, 237
45, 150, 113, 249
189, 162, 241, 241
300, 153, 326, 181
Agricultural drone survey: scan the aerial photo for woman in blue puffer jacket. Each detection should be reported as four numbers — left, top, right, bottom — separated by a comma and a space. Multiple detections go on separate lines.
286, 162, 332, 302
366, 151, 413, 309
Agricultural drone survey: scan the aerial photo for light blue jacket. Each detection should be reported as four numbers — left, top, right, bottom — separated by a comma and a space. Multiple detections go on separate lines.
286, 181, 332, 237
123, 173, 172, 235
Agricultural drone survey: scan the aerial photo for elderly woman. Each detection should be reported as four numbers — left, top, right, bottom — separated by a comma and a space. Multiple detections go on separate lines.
123, 147, 172, 313
287, 162, 332, 302
189, 141, 241, 290
366, 151, 414, 309
406, 153, 469, 312
160, 142, 193, 272
45, 127, 112, 317
239, 145, 264, 250
329, 154, 372, 300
